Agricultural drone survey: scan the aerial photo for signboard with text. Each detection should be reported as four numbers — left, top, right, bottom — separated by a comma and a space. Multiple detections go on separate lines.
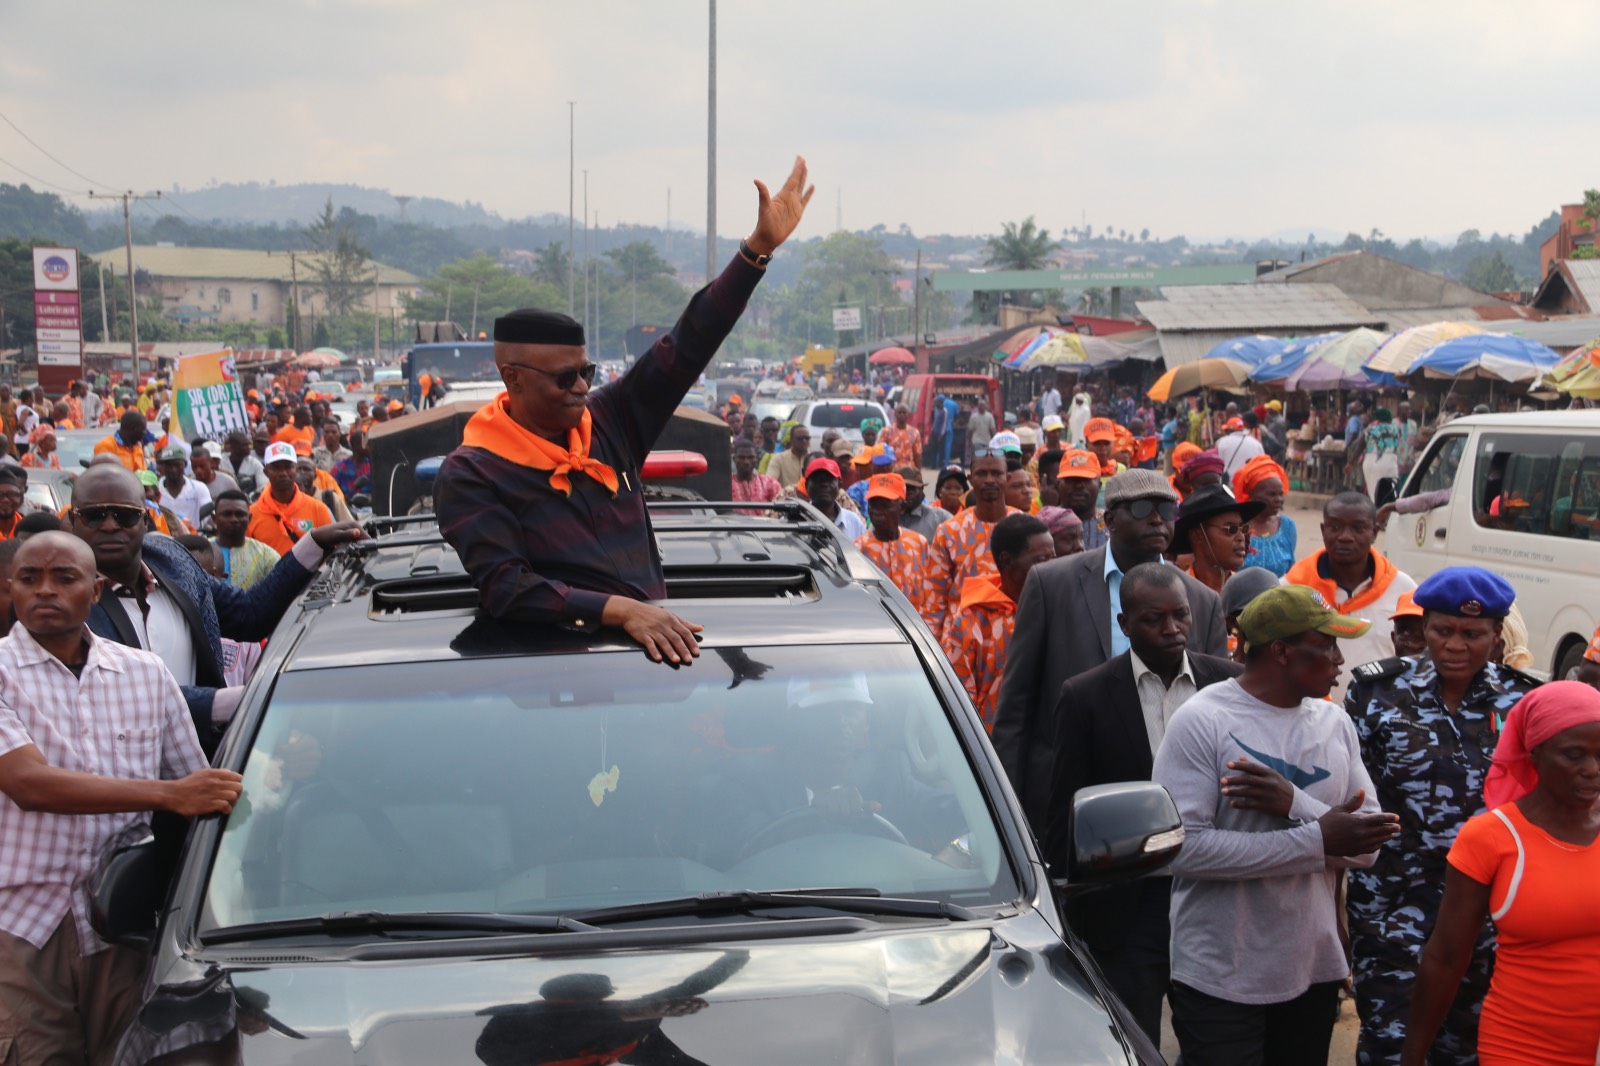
32, 248, 83, 391
173, 350, 252, 442
831, 306, 862, 332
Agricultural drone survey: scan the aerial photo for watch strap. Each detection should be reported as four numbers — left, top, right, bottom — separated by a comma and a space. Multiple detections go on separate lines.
739, 238, 772, 268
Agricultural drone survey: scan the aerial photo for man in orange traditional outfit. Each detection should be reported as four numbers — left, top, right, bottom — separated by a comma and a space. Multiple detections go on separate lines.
434, 157, 814, 665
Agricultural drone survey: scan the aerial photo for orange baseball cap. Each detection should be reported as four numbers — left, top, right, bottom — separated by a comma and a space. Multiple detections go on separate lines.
388, 400, 404, 412
1389, 591, 1425, 620
1224, 416, 1245, 431
1058, 449, 1102, 479
1084, 417, 1116, 443
864, 473, 907, 501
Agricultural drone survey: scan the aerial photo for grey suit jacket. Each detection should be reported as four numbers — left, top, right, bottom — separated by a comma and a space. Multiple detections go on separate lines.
990, 545, 1227, 828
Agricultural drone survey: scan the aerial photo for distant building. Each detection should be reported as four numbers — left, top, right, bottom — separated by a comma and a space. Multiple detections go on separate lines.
1530, 259, 1600, 316
1539, 204, 1597, 277
88, 246, 421, 328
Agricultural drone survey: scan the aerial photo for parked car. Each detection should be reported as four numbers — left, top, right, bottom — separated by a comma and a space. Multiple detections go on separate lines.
789, 398, 889, 447
1386, 409, 1600, 679
95, 501, 1178, 1064
53, 427, 108, 470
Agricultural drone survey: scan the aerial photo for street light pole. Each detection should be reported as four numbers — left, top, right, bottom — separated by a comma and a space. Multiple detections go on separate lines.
89, 189, 161, 381
706, 0, 716, 282
568, 100, 576, 317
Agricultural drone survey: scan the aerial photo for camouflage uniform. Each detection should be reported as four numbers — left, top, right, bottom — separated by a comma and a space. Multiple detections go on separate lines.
1344, 655, 1538, 1065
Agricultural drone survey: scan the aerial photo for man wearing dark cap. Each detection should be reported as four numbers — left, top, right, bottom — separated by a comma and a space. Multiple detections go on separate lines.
992, 468, 1228, 826
1154, 584, 1399, 1065
894, 465, 949, 540
1343, 566, 1539, 1066
434, 158, 813, 664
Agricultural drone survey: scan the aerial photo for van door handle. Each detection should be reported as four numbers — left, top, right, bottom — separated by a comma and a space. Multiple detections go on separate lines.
1434, 529, 1446, 539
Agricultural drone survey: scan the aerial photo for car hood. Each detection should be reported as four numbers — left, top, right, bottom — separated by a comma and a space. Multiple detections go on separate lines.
123, 917, 1146, 1065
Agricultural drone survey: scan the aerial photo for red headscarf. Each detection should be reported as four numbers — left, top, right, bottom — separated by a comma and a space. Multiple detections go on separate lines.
1484, 681, 1600, 809
1234, 454, 1290, 502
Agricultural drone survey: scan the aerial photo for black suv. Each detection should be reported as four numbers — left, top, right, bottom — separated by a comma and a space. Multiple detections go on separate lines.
96, 500, 1179, 1065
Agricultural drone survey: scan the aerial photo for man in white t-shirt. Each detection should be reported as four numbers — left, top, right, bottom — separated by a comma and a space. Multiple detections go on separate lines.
1216, 416, 1263, 477
1037, 374, 1062, 420
156, 445, 211, 531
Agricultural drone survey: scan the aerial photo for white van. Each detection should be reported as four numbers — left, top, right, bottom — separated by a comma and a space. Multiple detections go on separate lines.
1386, 410, 1600, 679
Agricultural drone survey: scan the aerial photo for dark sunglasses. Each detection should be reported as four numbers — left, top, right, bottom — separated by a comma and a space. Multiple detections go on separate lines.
74, 504, 147, 529
1121, 498, 1177, 522
1205, 521, 1250, 539
503, 361, 599, 390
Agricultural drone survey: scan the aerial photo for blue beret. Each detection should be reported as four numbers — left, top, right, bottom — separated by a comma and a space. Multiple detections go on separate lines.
1412, 566, 1515, 619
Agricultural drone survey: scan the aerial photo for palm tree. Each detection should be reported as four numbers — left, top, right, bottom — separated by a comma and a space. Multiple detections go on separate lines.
985, 217, 1058, 270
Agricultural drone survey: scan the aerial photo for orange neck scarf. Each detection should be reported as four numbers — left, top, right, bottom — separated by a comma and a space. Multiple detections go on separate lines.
1286, 550, 1399, 615
462, 392, 619, 497
254, 487, 314, 544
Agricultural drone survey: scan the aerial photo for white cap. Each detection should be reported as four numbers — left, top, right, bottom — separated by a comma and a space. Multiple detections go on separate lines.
263, 441, 298, 466
203, 440, 224, 460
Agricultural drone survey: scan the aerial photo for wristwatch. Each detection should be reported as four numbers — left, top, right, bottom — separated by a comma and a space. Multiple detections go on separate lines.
739, 238, 772, 268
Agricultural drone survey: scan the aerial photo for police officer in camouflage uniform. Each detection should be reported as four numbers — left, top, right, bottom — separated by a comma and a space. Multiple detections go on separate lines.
1344, 566, 1539, 1065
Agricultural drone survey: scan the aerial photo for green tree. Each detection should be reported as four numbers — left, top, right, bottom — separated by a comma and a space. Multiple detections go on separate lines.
533, 242, 571, 288
402, 255, 564, 336
985, 216, 1057, 270
1463, 251, 1519, 292
0, 184, 90, 245
307, 197, 373, 318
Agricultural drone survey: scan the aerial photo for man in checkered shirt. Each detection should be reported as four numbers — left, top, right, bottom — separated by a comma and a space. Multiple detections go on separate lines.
0, 532, 243, 1065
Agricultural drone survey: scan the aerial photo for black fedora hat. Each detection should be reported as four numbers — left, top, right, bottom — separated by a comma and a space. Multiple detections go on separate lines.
1175, 483, 1265, 546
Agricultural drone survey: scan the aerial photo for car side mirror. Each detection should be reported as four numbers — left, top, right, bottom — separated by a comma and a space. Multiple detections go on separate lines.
1374, 476, 1398, 509
1055, 782, 1183, 892
90, 836, 160, 950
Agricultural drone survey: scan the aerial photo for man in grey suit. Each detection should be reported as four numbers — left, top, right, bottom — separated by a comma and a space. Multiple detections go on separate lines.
991, 468, 1228, 827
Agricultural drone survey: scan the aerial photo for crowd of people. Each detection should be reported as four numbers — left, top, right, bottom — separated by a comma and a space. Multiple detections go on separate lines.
2, 154, 1598, 1066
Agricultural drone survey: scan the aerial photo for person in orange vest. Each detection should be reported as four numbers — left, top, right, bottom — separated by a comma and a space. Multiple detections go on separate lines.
247, 442, 334, 555
93, 410, 150, 472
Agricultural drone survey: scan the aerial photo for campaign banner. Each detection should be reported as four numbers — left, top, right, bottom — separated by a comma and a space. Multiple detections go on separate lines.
173, 350, 252, 442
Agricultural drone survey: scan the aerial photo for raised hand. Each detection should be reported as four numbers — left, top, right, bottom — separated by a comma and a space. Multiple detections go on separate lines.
747, 156, 816, 256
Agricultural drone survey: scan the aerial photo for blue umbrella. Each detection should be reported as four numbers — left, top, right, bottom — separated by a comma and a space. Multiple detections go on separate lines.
1248, 332, 1343, 383
1202, 335, 1293, 369
1409, 333, 1563, 382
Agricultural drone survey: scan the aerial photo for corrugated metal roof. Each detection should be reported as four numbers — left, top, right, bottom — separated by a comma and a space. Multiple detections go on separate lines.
1137, 284, 1380, 331
1497, 315, 1600, 350
1157, 330, 1250, 367
88, 246, 420, 285
1562, 259, 1600, 309
1377, 307, 1486, 329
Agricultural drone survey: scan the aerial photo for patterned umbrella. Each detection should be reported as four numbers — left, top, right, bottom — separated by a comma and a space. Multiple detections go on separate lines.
1016, 333, 1091, 369
1544, 340, 1600, 398
1364, 321, 1484, 375
994, 325, 1066, 361
1147, 357, 1252, 401
1282, 328, 1391, 391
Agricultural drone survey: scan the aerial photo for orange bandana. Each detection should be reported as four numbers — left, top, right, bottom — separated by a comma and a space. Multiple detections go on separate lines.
462, 392, 619, 497
1285, 550, 1401, 617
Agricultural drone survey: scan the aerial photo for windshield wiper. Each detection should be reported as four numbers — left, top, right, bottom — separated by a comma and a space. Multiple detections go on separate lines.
570, 888, 978, 926
201, 910, 595, 944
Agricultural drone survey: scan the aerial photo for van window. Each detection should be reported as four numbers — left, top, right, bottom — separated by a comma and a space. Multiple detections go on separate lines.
1470, 433, 1600, 540
1405, 433, 1467, 497
902, 386, 922, 418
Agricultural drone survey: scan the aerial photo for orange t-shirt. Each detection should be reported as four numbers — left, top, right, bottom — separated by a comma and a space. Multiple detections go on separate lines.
272, 425, 316, 452
247, 489, 333, 555
948, 573, 1017, 730
92, 435, 147, 471
854, 529, 932, 617
1449, 803, 1600, 1064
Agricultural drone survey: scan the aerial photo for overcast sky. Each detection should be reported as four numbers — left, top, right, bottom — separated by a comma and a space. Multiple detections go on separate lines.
3, 0, 1597, 244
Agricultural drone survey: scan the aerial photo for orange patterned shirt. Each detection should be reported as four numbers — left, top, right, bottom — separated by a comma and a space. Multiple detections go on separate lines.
855, 529, 931, 616
879, 424, 923, 468
926, 505, 1019, 648
948, 574, 1017, 730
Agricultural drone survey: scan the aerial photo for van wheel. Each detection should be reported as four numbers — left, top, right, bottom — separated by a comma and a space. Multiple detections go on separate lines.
1554, 639, 1587, 681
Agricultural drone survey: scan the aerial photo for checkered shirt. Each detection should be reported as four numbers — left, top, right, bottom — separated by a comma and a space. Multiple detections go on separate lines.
0, 623, 206, 953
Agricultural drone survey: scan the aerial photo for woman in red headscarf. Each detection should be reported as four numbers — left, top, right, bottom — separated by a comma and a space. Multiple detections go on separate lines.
1234, 454, 1295, 577
1402, 681, 1600, 1066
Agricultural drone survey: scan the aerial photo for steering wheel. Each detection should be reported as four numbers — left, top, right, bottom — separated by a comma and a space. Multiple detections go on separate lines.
738, 802, 908, 861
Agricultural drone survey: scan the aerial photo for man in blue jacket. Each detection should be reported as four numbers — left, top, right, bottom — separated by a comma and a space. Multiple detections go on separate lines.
69, 463, 364, 754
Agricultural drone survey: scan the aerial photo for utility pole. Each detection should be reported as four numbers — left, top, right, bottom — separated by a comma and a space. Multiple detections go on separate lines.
666, 187, 672, 261
469, 284, 481, 339
268, 251, 304, 351
372, 267, 381, 361
568, 101, 576, 317
706, 0, 717, 282
443, 283, 453, 329
913, 247, 922, 353
89, 189, 161, 381
583, 170, 590, 332
97, 260, 111, 342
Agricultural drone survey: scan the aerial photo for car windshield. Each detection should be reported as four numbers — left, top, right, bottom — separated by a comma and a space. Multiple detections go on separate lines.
200, 646, 1012, 933
810, 402, 885, 430
409, 343, 499, 386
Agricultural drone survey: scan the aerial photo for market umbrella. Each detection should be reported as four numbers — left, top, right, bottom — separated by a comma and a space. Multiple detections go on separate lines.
994, 325, 1066, 361
868, 346, 914, 366
1249, 332, 1343, 383
1408, 333, 1563, 382
1365, 321, 1484, 375
1282, 328, 1391, 391
1017, 333, 1091, 370
1547, 342, 1600, 398
1202, 335, 1291, 369
1073, 335, 1138, 371
1147, 357, 1252, 402
293, 347, 346, 368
